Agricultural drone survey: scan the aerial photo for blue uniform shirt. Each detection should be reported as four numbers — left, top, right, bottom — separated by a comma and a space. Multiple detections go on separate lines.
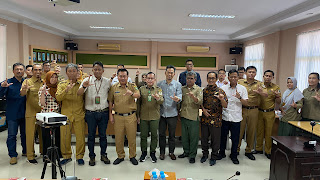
0, 77, 26, 120
178, 71, 202, 87
157, 80, 182, 118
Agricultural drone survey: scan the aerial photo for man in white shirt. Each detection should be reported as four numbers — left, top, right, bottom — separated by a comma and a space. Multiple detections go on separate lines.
111, 64, 132, 85
77, 61, 112, 166
216, 69, 229, 87
219, 69, 248, 164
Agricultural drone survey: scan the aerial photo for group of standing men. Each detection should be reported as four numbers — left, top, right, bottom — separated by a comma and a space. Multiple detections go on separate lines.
0, 58, 281, 167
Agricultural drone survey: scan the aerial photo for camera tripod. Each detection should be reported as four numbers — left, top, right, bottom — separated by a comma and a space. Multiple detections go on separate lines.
39, 122, 65, 179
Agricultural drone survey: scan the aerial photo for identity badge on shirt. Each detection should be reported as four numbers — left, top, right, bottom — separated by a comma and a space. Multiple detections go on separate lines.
148, 94, 152, 102
95, 96, 100, 104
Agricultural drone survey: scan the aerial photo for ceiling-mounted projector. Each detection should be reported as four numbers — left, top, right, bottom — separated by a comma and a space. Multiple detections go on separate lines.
48, 0, 80, 6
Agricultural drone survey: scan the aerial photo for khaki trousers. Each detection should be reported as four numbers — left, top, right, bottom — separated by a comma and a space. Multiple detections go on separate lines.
256, 111, 275, 154
237, 108, 259, 153
25, 117, 43, 160
60, 119, 85, 159
114, 113, 137, 159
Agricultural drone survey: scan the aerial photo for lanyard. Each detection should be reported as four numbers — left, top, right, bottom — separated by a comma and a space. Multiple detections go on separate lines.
94, 79, 103, 95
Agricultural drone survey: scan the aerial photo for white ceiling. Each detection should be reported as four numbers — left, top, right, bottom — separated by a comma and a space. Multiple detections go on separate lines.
0, 0, 320, 41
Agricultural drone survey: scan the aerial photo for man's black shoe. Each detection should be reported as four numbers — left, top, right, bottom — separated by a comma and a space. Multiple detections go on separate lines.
209, 159, 216, 166
265, 153, 271, 159
89, 157, 95, 166
231, 158, 239, 164
139, 151, 147, 162
178, 153, 188, 158
200, 155, 208, 163
189, 158, 195, 164
113, 158, 124, 165
217, 154, 226, 160
245, 153, 256, 160
130, 157, 138, 165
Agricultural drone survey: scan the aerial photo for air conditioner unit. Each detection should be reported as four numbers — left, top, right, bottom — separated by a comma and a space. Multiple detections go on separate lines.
48, 0, 80, 6
97, 43, 121, 51
187, 46, 210, 52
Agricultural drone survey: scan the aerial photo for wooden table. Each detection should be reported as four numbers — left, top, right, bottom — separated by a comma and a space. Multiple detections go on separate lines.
144, 171, 176, 180
288, 121, 320, 137
270, 136, 320, 180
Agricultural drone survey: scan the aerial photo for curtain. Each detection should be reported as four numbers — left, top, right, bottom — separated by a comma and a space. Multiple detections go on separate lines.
0, 24, 6, 81
294, 30, 320, 91
244, 43, 264, 81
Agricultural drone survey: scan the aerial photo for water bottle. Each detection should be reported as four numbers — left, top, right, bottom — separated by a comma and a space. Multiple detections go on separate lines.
159, 174, 166, 180
151, 174, 158, 180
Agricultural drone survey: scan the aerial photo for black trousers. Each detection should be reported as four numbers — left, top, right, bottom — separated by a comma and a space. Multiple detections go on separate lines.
159, 116, 177, 154
201, 123, 221, 160
219, 120, 241, 159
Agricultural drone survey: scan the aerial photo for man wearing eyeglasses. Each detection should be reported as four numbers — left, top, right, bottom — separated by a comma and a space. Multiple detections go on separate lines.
178, 59, 201, 87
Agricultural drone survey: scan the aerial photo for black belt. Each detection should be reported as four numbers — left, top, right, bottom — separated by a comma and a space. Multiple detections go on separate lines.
115, 111, 136, 116
86, 108, 108, 113
259, 108, 274, 112
242, 106, 258, 109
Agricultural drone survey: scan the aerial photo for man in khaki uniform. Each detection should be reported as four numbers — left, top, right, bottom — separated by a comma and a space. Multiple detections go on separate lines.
20, 64, 43, 164
237, 66, 267, 161
41, 61, 51, 80
137, 72, 163, 163
108, 68, 140, 165
254, 70, 281, 159
178, 71, 203, 164
56, 63, 85, 165
78, 63, 89, 79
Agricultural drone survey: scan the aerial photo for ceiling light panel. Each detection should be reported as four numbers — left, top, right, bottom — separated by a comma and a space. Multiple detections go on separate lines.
182, 28, 215, 32
64, 11, 111, 15
189, 14, 235, 19
90, 26, 124, 29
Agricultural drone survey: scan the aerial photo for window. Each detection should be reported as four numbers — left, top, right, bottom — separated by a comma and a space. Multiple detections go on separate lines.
244, 43, 264, 81
0, 24, 6, 81
294, 30, 320, 91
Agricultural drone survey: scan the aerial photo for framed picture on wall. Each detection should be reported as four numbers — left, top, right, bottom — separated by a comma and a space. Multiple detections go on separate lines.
47, 53, 50, 61
42, 53, 46, 62
61, 54, 65, 62
51, 54, 54, 62
65, 55, 68, 62
38, 52, 41, 61
33, 52, 37, 62
55, 54, 58, 61
58, 54, 61, 62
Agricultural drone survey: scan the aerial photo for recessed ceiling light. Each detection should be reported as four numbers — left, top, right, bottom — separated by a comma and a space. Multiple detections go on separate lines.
189, 14, 235, 19
90, 26, 124, 29
64, 11, 111, 15
182, 28, 215, 32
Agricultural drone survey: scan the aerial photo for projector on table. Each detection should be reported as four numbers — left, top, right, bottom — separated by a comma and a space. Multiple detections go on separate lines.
36, 112, 67, 124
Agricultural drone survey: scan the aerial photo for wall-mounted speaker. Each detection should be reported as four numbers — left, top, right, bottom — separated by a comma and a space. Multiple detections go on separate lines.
229, 47, 242, 54
65, 43, 78, 50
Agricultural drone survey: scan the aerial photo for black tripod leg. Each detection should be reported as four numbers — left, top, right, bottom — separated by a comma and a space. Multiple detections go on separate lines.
54, 147, 65, 178
41, 160, 48, 179
50, 147, 57, 179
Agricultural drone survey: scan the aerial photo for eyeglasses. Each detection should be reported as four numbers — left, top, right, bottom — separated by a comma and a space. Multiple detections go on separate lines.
207, 77, 216, 80
187, 77, 195, 80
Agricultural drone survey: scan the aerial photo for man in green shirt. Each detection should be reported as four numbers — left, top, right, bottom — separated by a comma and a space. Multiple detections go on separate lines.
137, 72, 164, 163
178, 71, 203, 164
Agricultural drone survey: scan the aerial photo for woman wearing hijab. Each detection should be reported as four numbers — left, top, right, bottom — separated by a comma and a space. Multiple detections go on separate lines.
301, 72, 320, 121
38, 71, 62, 163
278, 77, 304, 136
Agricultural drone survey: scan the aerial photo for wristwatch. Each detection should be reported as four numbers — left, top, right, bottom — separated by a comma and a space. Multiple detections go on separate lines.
82, 85, 87, 89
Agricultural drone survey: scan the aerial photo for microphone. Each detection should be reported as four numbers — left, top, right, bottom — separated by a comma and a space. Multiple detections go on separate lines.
227, 171, 240, 180
304, 121, 316, 149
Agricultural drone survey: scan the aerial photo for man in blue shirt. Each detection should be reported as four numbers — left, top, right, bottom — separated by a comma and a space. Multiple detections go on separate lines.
0, 63, 26, 165
157, 65, 182, 160
178, 59, 201, 87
